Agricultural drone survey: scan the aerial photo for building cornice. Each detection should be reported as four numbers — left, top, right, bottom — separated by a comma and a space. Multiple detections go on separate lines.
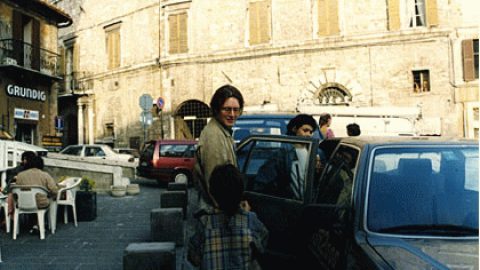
160, 28, 453, 68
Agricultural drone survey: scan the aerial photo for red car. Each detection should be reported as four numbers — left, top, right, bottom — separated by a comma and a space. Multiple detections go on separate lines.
136, 140, 197, 185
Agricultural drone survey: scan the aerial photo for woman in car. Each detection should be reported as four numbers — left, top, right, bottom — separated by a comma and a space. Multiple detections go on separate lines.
194, 85, 244, 207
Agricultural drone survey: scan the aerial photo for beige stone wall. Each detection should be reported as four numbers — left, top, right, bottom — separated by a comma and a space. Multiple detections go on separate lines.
56, 0, 162, 146
53, 0, 478, 141
159, 0, 478, 137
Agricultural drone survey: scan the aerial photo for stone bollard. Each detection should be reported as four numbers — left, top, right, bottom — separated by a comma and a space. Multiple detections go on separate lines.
123, 242, 175, 270
167, 182, 187, 191
151, 208, 184, 246
160, 190, 187, 218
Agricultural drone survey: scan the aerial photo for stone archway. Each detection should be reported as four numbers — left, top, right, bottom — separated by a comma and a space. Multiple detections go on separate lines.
174, 99, 211, 139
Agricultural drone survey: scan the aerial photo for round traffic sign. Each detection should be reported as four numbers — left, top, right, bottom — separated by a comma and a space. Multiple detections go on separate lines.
157, 97, 165, 110
139, 94, 153, 111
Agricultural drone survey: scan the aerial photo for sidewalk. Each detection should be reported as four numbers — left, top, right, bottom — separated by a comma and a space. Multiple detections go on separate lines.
0, 178, 178, 270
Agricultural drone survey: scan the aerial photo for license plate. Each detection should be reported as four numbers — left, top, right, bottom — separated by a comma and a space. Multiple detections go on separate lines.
141, 162, 147, 166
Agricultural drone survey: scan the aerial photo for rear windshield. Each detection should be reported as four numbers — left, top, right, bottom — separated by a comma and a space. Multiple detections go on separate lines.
160, 144, 194, 158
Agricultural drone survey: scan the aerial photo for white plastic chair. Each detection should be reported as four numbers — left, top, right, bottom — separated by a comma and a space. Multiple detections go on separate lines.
0, 193, 10, 233
11, 185, 50, 240
53, 177, 82, 232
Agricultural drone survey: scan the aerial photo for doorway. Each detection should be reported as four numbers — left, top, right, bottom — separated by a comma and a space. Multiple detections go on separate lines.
15, 122, 36, 144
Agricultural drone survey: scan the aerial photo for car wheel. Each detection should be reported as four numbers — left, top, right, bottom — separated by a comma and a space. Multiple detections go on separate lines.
173, 172, 189, 184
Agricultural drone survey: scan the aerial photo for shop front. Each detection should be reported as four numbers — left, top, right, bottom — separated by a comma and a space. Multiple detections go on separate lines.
0, 76, 56, 147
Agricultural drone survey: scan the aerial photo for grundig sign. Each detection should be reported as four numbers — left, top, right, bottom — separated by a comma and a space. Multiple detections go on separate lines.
6, 84, 46, 102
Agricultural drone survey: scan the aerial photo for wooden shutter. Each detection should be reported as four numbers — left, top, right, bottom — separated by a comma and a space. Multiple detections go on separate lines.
318, 0, 328, 36
318, 0, 339, 36
463, 40, 475, 82
73, 43, 80, 73
105, 29, 119, 69
249, 2, 260, 45
178, 13, 188, 53
106, 32, 112, 69
388, 0, 400, 31
113, 30, 120, 67
328, 0, 339, 35
426, 0, 438, 26
58, 46, 65, 76
258, 1, 270, 43
169, 15, 178, 54
31, 18, 40, 70
12, 10, 23, 64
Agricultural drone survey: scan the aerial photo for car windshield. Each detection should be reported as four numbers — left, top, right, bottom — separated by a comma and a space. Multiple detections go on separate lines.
233, 119, 287, 143
367, 145, 479, 236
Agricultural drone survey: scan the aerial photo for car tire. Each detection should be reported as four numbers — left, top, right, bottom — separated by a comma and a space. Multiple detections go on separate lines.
173, 171, 189, 184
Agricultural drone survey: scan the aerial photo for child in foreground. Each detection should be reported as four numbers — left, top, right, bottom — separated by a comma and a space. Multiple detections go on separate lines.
188, 164, 269, 270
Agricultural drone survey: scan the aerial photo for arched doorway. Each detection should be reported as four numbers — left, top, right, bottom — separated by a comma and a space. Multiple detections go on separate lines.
174, 100, 211, 139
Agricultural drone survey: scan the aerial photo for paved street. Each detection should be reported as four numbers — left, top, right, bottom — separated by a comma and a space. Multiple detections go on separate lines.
0, 178, 187, 270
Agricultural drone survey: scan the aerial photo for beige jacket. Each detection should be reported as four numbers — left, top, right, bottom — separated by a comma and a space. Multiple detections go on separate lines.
195, 117, 237, 203
15, 168, 59, 208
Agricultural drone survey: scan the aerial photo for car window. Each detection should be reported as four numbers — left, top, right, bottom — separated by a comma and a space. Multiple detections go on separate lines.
141, 142, 155, 160
316, 145, 359, 205
86, 147, 105, 157
184, 145, 196, 158
61, 146, 83, 156
241, 139, 312, 201
367, 146, 479, 234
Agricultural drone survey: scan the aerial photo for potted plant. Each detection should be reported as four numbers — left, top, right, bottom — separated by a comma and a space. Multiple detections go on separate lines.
76, 176, 97, 221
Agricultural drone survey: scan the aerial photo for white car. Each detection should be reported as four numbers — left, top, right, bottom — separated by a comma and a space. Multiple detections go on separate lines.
59, 144, 134, 162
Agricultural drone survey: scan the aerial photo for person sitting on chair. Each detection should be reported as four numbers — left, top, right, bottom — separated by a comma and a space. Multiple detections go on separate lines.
15, 156, 59, 234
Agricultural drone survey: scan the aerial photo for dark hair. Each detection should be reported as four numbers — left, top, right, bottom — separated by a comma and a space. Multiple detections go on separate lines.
21, 151, 36, 164
25, 155, 44, 170
209, 85, 244, 116
347, 123, 361, 136
209, 164, 245, 216
286, 114, 318, 136
319, 113, 332, 127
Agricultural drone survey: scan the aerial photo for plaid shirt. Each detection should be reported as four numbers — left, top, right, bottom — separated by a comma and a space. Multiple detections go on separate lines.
188, 209, 268, 270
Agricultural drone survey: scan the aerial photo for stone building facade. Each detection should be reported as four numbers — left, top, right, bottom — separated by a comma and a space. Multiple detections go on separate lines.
0, 0, 71, 149
53, 0, 478, 148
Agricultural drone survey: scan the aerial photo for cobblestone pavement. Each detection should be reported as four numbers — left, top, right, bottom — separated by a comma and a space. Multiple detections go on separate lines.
0, 178, 173, 270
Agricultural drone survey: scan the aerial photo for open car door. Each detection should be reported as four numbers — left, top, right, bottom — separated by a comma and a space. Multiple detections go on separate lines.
236, 135, 319, 269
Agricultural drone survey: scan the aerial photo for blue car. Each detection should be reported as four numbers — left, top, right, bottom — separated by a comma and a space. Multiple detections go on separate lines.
237, 135, 479, 269
233, 114, 322, 144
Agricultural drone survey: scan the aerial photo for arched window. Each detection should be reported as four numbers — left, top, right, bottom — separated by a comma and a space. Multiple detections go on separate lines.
317, 83, 352, 105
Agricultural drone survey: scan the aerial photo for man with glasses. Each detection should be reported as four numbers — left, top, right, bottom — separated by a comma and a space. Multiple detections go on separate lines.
194, 85, 244, 207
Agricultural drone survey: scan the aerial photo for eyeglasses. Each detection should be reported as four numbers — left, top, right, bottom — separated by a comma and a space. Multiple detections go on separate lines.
221, 107, 242, 114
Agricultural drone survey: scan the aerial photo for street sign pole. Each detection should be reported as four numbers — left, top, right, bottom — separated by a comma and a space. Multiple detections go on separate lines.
139, 94, 153, 144
156, 97, 165, 139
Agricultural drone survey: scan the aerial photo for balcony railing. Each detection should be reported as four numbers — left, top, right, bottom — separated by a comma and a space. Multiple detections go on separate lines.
0, 39, 60, 77
60, 71, 94, 95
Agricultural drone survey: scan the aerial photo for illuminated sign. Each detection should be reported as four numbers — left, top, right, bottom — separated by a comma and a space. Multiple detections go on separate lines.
14, 108, 39, 121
